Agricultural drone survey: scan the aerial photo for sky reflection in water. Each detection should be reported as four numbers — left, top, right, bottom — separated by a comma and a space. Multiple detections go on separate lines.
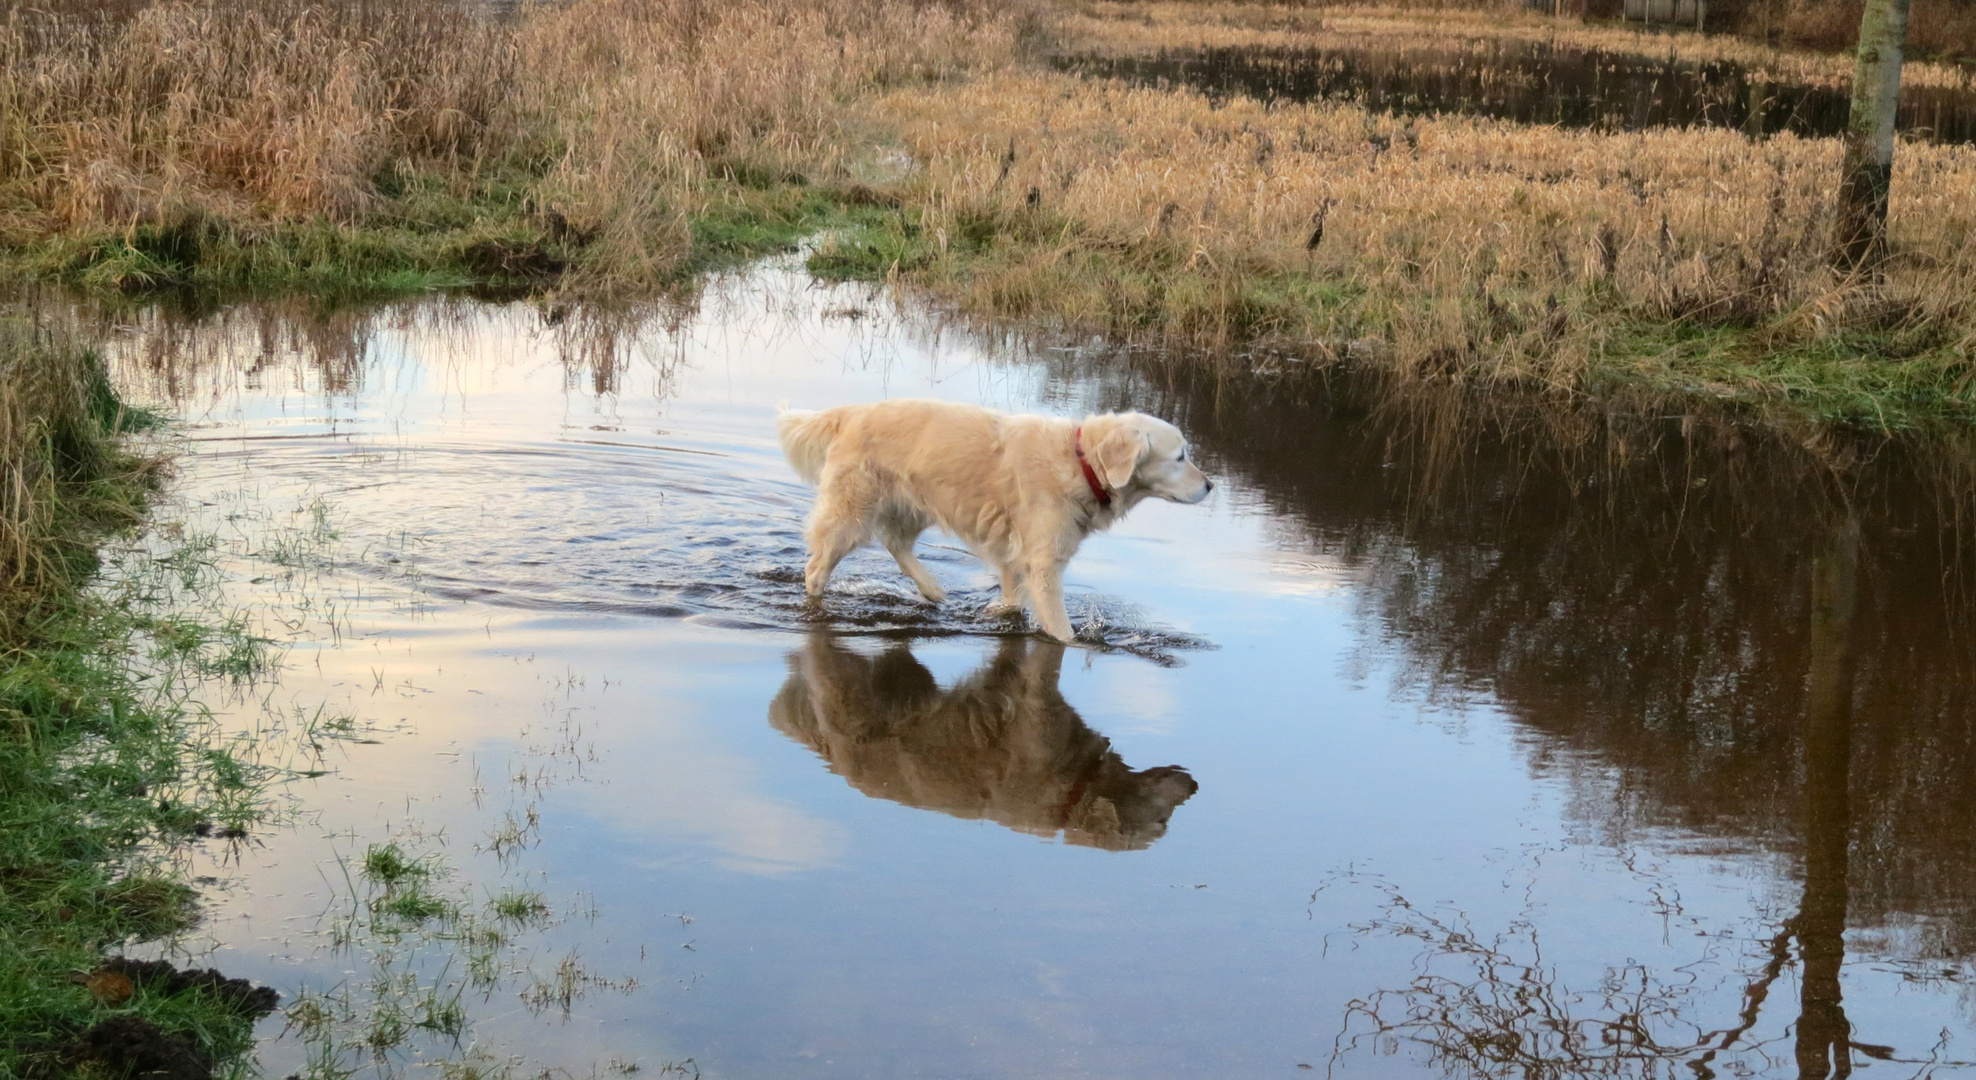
99, 263, 1976, 1078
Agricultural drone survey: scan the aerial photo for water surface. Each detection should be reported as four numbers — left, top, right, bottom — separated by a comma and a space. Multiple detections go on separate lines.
99, 263, 1976, 1078
1056, 40, 1976, 143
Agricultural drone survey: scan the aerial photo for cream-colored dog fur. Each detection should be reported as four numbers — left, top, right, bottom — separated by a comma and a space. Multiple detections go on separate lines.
778, 398, 1212, 641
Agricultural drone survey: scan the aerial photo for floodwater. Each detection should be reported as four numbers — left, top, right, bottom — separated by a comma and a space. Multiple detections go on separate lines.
1055, 40, 1976, 144
99, 262, 1976, 1078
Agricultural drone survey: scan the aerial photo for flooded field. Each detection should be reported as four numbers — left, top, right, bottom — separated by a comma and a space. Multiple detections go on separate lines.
95, 262, 1976, 1078
1056, 39, 1976, 143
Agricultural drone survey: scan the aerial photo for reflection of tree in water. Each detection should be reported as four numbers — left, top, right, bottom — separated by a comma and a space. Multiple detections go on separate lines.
1321, 861, 1945, 1078
1018, 352, 1976, 1071
1323, 521, 1932, 1078
1323, 863, 1787, 1079
1794, 521, 1858, 1080
1056, 356, 1976, 948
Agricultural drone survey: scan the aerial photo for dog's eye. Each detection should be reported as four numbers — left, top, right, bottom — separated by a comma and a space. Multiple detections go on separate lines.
1177, 446, 1188, 462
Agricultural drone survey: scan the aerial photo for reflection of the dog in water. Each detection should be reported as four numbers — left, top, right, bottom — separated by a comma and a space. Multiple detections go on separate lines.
769, 634, 1199, 851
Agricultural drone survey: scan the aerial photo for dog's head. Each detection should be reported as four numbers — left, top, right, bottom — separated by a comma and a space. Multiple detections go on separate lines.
1064, 763, 1200, 851
1082, 411, 1213, 505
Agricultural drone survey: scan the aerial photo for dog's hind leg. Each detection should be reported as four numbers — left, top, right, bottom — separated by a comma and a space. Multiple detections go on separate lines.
804, 522, 865, 599
804, 471, 876, 598
881, 519, 946, 604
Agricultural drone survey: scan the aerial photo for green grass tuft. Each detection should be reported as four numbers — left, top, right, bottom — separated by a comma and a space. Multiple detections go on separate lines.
361, 843, 435, 887
488, 889, 552, 926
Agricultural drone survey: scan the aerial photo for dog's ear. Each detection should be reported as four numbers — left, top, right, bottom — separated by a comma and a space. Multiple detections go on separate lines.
1091, 421, 1148, 491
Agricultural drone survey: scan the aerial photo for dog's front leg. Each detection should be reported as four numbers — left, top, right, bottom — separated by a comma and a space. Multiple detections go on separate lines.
883, 534, 946, 603
1025, 560, 1076, 643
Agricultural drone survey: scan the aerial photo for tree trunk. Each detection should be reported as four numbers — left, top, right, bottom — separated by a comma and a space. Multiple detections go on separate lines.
1834, 0, 1913, 268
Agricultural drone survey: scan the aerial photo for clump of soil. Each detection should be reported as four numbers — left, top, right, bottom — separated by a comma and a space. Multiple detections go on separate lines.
74, 1015, 212, 1080
93, 957, 280, 1016
59, 959, 280, 1080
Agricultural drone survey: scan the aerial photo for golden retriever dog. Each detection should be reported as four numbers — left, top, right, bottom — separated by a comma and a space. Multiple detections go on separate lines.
768, 634, 1199, 850
777, 399, 1213, 641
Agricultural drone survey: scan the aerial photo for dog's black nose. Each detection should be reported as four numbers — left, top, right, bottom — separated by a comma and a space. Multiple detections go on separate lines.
1205, 479, 1215, 493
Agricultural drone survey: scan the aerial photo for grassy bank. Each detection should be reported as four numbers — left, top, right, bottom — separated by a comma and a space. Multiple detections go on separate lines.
4, 0, 1975, 429
1, 318, 276, 1078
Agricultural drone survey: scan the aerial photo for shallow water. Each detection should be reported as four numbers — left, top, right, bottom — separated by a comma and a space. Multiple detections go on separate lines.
1056, 39, 1976, 144
100, 263, 1976, 1078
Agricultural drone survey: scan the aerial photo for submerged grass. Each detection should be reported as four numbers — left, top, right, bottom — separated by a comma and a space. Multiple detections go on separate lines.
286, 833, 635, 1080
0, 316, 279, 1077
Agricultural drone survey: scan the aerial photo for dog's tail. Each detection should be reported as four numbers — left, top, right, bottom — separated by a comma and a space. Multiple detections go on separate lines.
776, 405, 842, 485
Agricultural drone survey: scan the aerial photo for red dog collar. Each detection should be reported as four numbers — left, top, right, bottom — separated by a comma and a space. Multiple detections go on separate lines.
1074, 426, 1112, 507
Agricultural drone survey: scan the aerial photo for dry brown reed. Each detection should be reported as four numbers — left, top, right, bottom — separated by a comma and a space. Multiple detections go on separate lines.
508, 0, 1020, 288
866, 63, 1976, 393
0, 2, 513, 227
0, 0, 1022, 290
1728, 0, 1976, 60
